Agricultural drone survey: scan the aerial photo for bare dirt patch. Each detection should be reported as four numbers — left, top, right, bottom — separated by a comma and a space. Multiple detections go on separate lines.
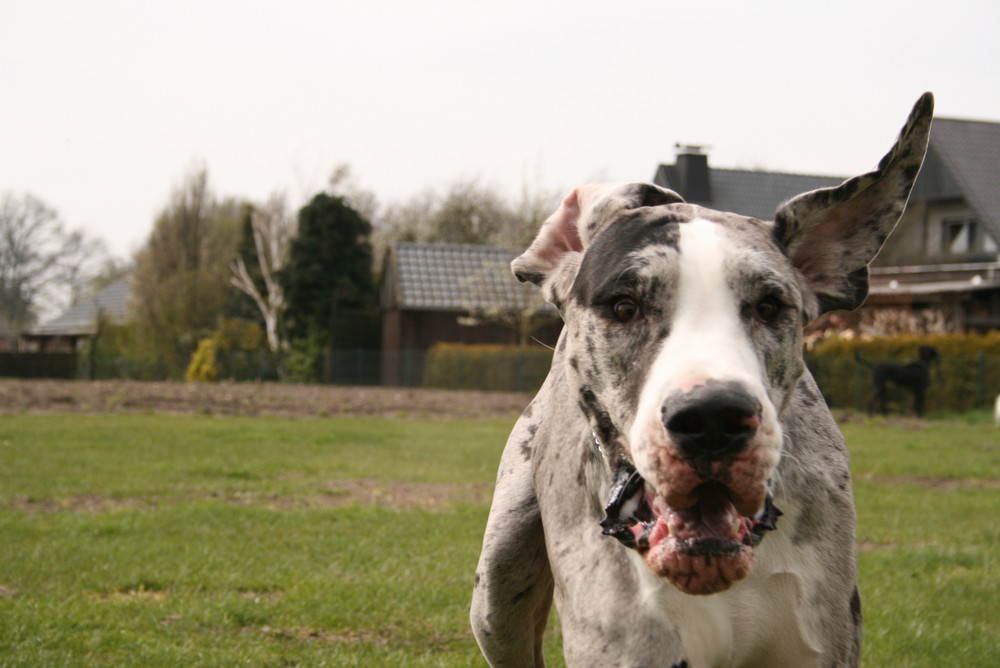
858, 473, 1000, 490
7, 494, 148, 514
323, 478, 492, 510
0, 379, 532, 420
8, 479, 493, 514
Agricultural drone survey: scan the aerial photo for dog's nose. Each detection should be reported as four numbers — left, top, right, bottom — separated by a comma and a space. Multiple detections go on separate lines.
663, 385, 761, 459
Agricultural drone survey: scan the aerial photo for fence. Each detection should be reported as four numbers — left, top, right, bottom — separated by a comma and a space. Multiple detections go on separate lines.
0, 353, 78, 379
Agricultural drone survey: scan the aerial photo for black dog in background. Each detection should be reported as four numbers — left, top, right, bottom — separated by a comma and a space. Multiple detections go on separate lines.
856, 346, 939, 417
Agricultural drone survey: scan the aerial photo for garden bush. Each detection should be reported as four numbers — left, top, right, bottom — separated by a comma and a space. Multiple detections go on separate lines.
424, 343, 553, 392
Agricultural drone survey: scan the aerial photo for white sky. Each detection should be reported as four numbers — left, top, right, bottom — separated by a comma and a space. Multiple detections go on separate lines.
2, 0, 999, 259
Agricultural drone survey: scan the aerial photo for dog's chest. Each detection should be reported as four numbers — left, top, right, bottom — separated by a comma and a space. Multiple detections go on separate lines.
636, 529, 825, 667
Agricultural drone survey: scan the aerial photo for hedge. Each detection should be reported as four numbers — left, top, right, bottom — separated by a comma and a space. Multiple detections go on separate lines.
806, 332, 1000, 413
423, 335, 999, 412
424, 343, 553, 392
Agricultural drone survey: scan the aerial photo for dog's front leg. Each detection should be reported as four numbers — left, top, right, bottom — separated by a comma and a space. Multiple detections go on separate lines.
471, 405, 554, 667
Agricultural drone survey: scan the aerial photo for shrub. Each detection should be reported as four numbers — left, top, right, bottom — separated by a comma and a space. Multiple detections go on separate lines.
184, 318, 268, 383
185, 338, 219, 382
424, 343, 553, 392
282, 328, 326, 383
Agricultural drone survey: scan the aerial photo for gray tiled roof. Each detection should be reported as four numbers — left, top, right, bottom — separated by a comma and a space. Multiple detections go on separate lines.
31, 278, 132, 335
924, 117, 1000, 238
386, 242, 541, 312
653, 164, 845, 220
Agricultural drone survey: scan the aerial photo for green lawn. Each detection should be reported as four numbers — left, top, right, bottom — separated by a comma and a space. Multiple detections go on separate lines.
0, 412, 997, 666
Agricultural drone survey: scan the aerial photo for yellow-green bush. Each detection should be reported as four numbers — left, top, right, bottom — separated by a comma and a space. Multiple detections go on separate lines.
806, 332, 1000, 412
424, 343, 553, 392
184, 318, 268, 383
185, 338, 219, 382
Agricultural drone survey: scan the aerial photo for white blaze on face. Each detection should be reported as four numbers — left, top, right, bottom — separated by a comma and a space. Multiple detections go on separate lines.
629, 218, 774, 479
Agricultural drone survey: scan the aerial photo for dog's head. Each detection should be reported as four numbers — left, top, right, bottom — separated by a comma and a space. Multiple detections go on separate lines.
918, 345, 940, 364
513, 93, 933, 595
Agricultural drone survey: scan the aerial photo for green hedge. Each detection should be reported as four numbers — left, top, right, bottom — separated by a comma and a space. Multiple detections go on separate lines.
806, 333, 1000, 413
424, 343, 553, 392
422, 335, 1000, 409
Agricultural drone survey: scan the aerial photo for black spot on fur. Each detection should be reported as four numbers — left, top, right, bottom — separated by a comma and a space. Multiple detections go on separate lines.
799, 380, 820, 407
511, 584, 533, 604
519, 437, 532, 461
850, 587, 863, 627
516, 268, 543, 285
578, 386, 620, 453
571, 208, 683, 307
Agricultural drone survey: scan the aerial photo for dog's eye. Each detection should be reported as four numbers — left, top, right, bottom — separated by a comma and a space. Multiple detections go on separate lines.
611, 297, 642, 323
754, 296, 782, 324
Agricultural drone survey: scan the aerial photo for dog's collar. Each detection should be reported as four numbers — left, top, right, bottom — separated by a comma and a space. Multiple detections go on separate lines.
590, 430, 606, 458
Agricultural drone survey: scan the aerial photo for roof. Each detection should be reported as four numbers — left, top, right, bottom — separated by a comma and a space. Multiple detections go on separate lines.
653, 163, 845, 220
30, 278, 132, 336
382, 242, 544, 312
919, 117, 1000, 239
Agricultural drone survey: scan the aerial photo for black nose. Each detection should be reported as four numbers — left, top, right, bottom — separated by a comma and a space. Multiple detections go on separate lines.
663, 384, 761, 459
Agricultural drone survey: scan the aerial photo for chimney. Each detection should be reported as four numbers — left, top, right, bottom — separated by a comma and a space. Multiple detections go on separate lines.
673, 144, 711, 204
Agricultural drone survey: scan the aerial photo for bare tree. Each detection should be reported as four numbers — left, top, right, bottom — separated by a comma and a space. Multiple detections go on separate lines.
0, 192, 107, 344
131, 168, 243, 372
378, 178, 561, 253
230, 193, 294, 351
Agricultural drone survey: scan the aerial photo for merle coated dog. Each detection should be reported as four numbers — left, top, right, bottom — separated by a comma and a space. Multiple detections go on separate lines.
859, 345, 939, 417
471, 94, 933, 667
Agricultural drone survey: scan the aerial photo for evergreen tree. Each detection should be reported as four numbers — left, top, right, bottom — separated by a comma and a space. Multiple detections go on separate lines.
280, 193, 375, 343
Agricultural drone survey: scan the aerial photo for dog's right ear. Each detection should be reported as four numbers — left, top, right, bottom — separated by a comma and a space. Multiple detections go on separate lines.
774, 92, 934, 318
512, 183, 683, 306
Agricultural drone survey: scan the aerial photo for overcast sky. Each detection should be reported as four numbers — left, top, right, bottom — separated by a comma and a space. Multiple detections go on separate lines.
2, 0, 999, 258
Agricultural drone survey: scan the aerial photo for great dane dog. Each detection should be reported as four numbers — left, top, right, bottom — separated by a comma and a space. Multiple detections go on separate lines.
471, 93, 933, 668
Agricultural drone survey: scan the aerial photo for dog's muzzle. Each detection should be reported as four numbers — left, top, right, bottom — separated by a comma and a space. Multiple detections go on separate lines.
603, 382, 781, 595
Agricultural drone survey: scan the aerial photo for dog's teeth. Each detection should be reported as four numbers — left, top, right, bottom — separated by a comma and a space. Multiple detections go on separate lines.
731, 519, 741, 537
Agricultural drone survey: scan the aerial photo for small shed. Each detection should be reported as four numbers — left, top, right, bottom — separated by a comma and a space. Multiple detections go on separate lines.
21, 278, 132, 353
379, 242, 560, 385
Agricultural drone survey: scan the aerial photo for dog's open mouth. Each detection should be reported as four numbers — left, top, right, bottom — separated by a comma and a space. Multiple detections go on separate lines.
601, 464, 780, 595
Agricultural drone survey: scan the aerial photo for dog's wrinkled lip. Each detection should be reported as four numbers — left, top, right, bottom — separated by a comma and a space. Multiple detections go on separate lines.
601, 462, 781, 595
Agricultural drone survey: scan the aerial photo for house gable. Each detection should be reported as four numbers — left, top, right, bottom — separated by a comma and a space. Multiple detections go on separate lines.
29, 278, 132, 337
875, 117, 1000, 267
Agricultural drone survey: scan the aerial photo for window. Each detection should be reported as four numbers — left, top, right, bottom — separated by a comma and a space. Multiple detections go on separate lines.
942, 217, 979, 255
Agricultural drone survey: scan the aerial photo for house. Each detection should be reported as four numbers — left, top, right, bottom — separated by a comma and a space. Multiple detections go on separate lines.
865, 117, 1000, 333
379, 242, 560, 385
655, 124, 1000, 335
20, 278, 132, 353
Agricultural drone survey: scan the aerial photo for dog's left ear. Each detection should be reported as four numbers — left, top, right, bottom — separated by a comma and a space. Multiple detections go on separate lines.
775, 93, 934, 317
512, 182, 683, 306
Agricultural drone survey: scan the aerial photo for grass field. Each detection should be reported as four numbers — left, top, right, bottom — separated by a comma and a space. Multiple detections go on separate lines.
0, 411, 997, 666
